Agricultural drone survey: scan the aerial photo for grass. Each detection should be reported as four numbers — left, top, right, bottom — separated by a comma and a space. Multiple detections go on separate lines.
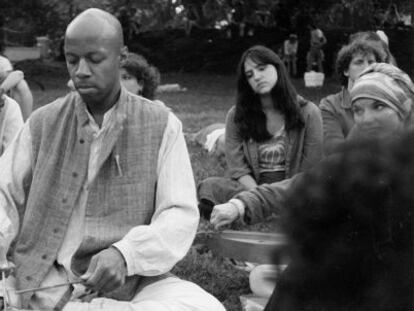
27, 60, 339, 311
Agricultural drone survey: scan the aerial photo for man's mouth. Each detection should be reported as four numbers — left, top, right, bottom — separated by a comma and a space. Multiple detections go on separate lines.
76, 84, 95, 89
76, 84, 97, 92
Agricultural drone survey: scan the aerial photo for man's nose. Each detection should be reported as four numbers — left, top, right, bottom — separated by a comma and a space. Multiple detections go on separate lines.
75, 59, 91, 78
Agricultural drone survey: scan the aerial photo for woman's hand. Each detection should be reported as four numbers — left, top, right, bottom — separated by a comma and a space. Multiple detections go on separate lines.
210, 202, 240, 229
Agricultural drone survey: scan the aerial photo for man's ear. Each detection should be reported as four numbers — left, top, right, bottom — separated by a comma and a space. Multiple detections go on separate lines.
120, 46, 128, 62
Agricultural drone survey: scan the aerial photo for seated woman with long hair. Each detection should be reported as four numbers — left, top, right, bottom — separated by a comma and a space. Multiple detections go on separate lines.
198, 45, 323, 220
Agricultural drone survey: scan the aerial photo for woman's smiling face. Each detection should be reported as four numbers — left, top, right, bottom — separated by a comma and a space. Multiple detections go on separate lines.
352, 98, 403, 137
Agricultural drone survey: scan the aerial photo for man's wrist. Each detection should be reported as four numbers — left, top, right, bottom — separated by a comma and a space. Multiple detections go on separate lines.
110, 244, 131, 275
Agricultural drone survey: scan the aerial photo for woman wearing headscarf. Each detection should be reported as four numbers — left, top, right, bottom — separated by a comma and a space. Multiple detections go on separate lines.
348, 62, 414, 140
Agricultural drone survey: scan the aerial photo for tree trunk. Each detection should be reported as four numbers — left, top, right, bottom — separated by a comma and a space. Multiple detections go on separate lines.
411, 0, 414, 26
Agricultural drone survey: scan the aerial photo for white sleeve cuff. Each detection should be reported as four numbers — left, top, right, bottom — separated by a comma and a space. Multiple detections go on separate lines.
112, 240, 136, 277
229, 198, 246, 220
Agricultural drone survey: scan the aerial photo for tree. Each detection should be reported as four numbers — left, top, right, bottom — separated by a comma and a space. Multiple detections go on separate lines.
0, 0, 411, 47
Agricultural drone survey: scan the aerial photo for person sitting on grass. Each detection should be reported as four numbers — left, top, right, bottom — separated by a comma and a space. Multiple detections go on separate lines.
198, 45, 323, 220
0, 55, 33, 121
319, 39, 387, 156
120, 52, 165, 108
0, 92, 23, 156
210, 62, 414, 229
264, 134, 413, 311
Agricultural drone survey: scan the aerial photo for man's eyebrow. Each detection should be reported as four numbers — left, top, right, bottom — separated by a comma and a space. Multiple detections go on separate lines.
65, 51, 103, 57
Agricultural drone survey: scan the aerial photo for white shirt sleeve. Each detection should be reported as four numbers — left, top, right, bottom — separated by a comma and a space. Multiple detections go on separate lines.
0, 122, 32, 250
113, 112, 199, 276
1, 96, 23, 151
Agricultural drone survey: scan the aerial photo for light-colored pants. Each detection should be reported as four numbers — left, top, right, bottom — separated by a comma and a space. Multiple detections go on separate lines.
62, 277, 226, 311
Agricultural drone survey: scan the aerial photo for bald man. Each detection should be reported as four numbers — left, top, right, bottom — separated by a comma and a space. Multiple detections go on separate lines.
0, 8, 224, 311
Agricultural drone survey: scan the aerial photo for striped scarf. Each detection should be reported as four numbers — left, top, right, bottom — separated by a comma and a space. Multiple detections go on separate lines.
350, 63, 414, 121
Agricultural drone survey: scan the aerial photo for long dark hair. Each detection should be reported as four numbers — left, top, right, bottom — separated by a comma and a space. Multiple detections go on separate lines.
234, 45, 304, 142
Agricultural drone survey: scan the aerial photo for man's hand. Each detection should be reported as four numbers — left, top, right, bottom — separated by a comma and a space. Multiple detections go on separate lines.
210, 202, 240, 229
81, 247, 127, 294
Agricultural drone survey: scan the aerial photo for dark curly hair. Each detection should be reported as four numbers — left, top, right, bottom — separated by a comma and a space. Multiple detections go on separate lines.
120, 52, 160, 100
266, 134, 414, 310
349, 31, 397, 66
234, 45, 304, 142
335, 40, 386, 86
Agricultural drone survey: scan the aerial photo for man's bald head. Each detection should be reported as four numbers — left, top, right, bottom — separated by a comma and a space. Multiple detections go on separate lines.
65, 8, 124, 49
64, 8, 128, 109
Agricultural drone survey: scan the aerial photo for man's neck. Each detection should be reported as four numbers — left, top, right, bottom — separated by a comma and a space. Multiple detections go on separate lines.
86, 89, 121, 127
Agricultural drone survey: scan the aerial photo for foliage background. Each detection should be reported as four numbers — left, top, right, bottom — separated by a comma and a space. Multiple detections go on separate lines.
1, 0, 412, 78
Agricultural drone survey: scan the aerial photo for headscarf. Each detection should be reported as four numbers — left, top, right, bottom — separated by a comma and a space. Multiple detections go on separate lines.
350, 63, 414, 121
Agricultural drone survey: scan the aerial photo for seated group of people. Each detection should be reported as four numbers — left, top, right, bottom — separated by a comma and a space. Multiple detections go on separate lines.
200, 32, 411, 225
0, 7, 412, 311
197, 32, 414, 309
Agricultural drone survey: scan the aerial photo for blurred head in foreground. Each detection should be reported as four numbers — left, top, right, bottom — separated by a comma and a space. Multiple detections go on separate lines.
268, 133, 414, 311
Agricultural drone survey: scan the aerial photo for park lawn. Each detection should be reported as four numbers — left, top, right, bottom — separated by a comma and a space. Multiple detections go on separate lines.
29, 61, 340, 311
